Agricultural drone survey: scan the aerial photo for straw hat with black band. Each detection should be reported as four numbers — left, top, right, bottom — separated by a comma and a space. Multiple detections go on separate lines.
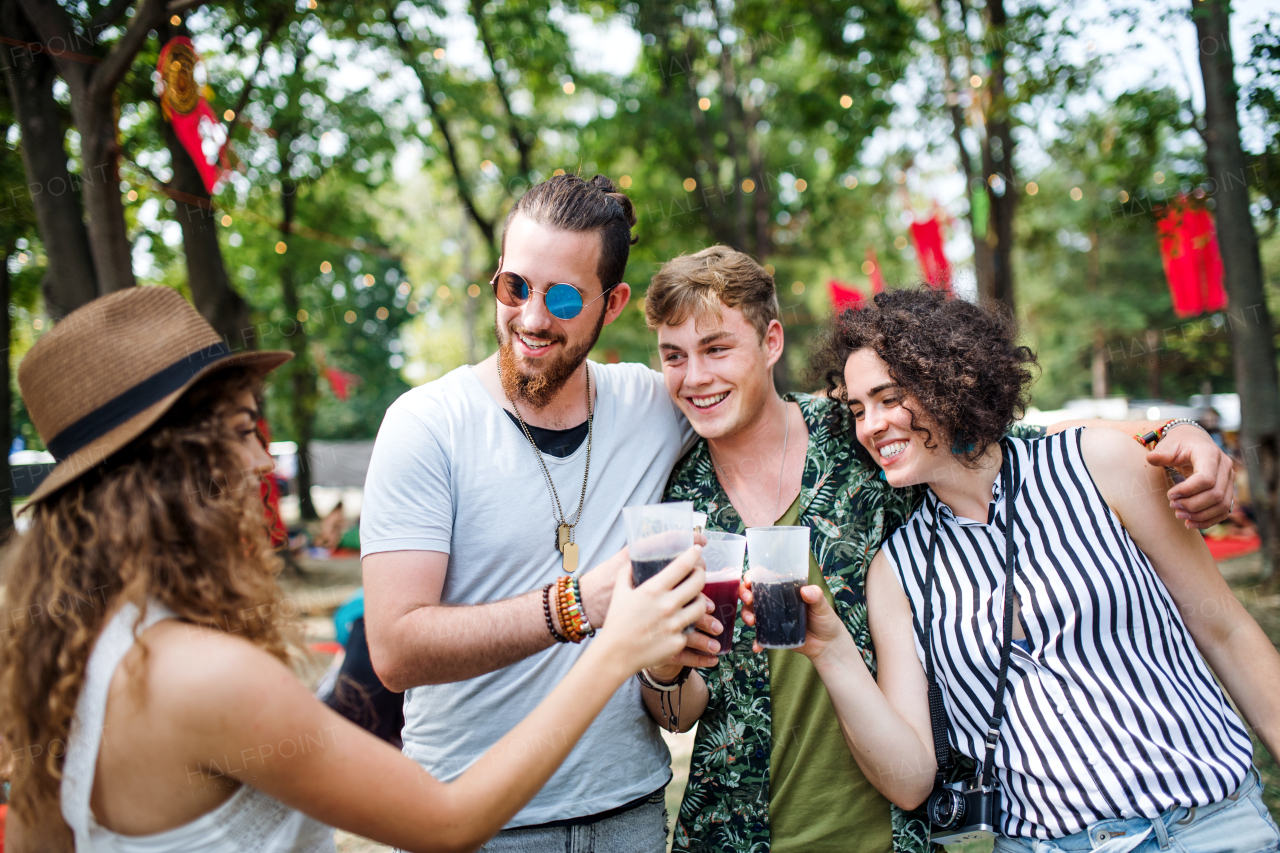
17, 286, 293, 507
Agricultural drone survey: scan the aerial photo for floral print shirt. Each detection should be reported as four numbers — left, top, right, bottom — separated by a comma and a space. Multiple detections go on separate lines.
664, 393, 1043, 853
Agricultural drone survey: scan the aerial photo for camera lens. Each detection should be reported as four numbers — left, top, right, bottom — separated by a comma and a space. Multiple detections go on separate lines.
927, 788, 966, 829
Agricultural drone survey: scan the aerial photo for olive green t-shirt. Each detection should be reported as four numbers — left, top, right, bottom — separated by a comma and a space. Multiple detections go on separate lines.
768, 496, 894, 853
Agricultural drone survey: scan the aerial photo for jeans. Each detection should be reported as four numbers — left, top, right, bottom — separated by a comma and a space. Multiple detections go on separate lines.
995, 771, 1280, 853
477, 789, 669, 853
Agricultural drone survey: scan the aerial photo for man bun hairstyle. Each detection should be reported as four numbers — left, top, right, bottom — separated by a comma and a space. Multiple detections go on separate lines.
502, 174, 637, 292
644, 246, 780, 342
813, 287, 1038, 467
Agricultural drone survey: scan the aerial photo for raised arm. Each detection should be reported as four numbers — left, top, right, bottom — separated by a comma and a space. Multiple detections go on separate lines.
363, 548, 627, 690
739, 557, 936, 808
1082, 427, 1280, 759
168, 550, 708, 853
1047, 418, 1233, 528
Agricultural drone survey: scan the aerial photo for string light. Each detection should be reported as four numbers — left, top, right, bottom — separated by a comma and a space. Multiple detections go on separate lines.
844, 175, 858, 188
1026, 182, 1039, 195
795, 179, 808, 192
221, 214, 232, 226
127, 190, 138, 201
1070, 187, 1083, 201
1119, 190, 1129, 203
792, 281, 805, 294
862, 261, 875, 275
321, 261, 332, 273
224, 109, 235, 121
434, 48, 445, 60
741, 178, 756, 193
468, 284, 481, 297
345, 311, 357, 323
297, 309, 309, 322
970, 75, 982, 87
364, 274, 375, 286
894, 236, 908, 249
275, 242, 287, 254
376, 307, 389, 320
699, 97, 711, 110
1154, 171, 1165, 184
619, 175, 632, 188
563, 81, 576, 94
840, 94, 853, 108
683, 178, 697, 191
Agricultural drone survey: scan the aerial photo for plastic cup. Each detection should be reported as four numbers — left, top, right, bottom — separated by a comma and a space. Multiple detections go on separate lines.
701, 531, 746, 655
692, 511, 707, 534
746, 526, 811, 649
623, 502, 694, 586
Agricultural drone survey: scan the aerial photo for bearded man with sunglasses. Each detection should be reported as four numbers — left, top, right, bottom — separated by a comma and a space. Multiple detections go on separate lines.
360, 174, 720, 851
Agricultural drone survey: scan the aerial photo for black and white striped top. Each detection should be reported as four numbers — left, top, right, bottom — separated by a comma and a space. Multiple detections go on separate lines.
883, 429, 1252, 839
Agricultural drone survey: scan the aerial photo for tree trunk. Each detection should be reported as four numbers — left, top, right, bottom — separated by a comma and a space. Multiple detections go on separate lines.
0, 240, 14, 540
0, 0, 98, 318
162, 119, 253, 350
1146, 329, 1162, 399
17, 0, 171, 298
279, 168, 318, 521
983, 0, 1017, 311
68, 85, 135, 293
1194, 0, 1280, 579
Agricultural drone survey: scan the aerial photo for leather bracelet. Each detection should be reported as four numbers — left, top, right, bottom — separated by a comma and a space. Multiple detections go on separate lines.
542, 583, 568, 643
638, 666, 691, 692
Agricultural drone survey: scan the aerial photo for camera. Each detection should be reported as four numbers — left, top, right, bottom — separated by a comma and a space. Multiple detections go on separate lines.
926, 776, 1000, 845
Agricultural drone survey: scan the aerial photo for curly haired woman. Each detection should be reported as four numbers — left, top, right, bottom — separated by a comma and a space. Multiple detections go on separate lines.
745, 288, 1280, 853
1, 287, 707, 853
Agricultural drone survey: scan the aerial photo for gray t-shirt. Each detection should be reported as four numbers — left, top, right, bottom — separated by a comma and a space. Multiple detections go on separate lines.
360, 361, 696, 827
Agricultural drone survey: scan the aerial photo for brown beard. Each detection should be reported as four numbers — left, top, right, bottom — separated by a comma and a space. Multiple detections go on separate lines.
496, 307, 605, 410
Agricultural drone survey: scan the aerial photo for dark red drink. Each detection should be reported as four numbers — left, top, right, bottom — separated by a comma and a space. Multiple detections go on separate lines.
702, 578, 740, 655
631, 556, 679, 586
755, 580, 807, 648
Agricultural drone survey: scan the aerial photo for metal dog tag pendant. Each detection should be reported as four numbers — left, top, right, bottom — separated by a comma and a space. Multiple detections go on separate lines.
562, 541, 579, 573
558, 523, 571, 552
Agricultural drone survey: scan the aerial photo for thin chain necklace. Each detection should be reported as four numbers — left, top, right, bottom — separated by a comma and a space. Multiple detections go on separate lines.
711, 398, 790, 526
497, 359, 593, 573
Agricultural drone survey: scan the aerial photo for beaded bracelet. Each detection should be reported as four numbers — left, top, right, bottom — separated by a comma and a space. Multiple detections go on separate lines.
542, 583, 568, 643
1135, 417, 1208, 449
570, 577, 595, 637
555, 576, 585, 643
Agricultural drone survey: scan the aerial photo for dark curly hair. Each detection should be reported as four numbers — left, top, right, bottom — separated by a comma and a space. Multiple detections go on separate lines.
812, 288, 1038, 467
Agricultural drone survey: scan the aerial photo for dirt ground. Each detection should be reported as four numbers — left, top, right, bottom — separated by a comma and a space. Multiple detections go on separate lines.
289, 550, 1280, 852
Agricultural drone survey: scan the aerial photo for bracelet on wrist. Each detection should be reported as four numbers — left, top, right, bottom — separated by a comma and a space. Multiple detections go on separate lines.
570, 577, 595, 637
542, 583, 568, 644
638, 666, 691, 692
1135, 418, 1207, 450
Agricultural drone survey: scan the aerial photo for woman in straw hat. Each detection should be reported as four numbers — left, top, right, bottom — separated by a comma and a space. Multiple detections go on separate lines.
0, 287, 707, 852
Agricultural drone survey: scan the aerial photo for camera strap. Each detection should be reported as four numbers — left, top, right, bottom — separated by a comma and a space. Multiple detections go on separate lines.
921, 443, 1018, 788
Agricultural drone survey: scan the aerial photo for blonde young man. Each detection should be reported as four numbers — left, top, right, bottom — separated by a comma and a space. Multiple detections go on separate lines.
640, 246, 1239, 853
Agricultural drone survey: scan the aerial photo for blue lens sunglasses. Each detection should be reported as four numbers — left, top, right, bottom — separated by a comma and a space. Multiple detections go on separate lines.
490, 270, 610, 321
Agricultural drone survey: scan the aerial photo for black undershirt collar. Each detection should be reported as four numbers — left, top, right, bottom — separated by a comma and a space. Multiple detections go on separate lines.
503, 410, 589, 458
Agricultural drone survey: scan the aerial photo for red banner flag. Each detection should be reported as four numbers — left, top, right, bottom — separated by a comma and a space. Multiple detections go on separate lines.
865, 247, 885, 294
909, 215, 952, 291
828, 279, 865, 312
324, 367, 361, 401
158, 37, 229, 194
1156, 198, 1226, 318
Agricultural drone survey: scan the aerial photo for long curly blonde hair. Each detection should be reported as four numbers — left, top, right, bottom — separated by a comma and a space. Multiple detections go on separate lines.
0, 368, 296, 825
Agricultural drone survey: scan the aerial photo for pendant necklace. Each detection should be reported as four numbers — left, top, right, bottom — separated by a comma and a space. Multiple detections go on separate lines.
712, 398, 790, 526
497, 360, 593, 573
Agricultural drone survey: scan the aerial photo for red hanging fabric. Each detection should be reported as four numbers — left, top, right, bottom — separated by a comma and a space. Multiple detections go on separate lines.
909, 215, 952, 291
1156, 197, 1226, 318
256, 418, 288, 549
324, 367, 361, 401
158, 37, 230, 194
865, 247, 885, 294
828, 279, 865, 312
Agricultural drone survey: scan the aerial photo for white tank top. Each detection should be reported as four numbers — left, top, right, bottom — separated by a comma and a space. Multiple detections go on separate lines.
60, 601, 336, 852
